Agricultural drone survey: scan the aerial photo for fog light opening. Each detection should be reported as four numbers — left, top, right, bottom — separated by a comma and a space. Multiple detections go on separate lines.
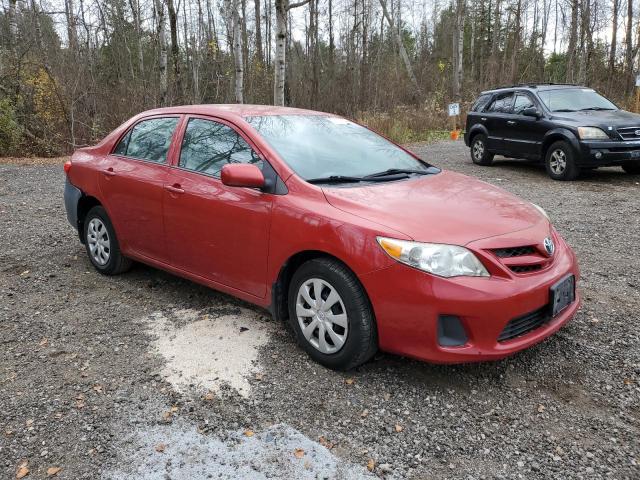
594, 151, 603, 159
437, 315, 468, 347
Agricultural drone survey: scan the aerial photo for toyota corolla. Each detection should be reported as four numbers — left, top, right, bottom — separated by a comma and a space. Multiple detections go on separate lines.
63, 105, 580, 370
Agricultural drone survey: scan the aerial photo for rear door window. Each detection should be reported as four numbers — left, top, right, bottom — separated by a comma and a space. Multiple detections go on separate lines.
486, 93, 514, 113
472, 94, 492, 112
114, 117, 179, 163
179, 118, 263, 177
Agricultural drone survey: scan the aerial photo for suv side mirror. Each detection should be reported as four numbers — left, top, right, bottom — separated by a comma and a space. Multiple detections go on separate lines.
221, 163, 265, 189
522, 107, 541, 118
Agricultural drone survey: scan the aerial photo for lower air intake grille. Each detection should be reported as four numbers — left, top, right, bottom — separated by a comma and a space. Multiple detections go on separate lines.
509, 264, 543, 273
498, 307, 549, 342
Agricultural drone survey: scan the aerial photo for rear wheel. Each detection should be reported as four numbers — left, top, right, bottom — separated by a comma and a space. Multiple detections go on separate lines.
84, 206, 132, 275
470, 134, 494, 166
545, 141, 580, 181
287, 258, 377, 370
621, 162, 640, 174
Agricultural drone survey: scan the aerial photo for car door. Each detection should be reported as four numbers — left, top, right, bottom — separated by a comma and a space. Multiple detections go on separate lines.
163, 116, 273, 298
98, 116, 181, 261
480, 92, 515, 152
502, 92, 547, 158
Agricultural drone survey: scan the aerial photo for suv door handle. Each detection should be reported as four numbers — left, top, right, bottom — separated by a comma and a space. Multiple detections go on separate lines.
507, 120, 517, 125
102, 167, 116, 177
165, 184, 185, 194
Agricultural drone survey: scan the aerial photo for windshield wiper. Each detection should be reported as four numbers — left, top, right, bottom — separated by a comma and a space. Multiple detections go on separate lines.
307, 173, 412, 184
364, 168, 432, 178
552, 109, 577, 112
578, 107, 616, 111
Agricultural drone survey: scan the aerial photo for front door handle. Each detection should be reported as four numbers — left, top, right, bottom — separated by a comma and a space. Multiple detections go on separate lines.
165, 184, 185, 194
507, 120, 517, 125
103, 167, 116, 177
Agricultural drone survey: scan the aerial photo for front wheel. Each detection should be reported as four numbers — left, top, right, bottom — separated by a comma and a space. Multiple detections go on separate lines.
622, 162, 640, 174
470, 134, 494, 166
287, 258, 377, 370
545, 141, 580, 181
83, 206, 132, 275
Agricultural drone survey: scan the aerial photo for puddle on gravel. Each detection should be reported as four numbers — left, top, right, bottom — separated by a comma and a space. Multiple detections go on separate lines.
147, 307, 271, 398
103, 422, 373, 480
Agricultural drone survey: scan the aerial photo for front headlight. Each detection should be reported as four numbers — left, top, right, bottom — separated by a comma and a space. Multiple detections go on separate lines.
377, 237, 489, 278
577, 126, 609, 140
531, 203, 549, 220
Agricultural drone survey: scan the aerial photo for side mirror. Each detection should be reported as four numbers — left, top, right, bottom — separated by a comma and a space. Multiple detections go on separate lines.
221, 163, 265, 189
522, 107, 541, 118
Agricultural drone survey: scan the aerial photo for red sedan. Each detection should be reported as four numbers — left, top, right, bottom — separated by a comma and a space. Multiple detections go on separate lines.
64, 105, 580, 370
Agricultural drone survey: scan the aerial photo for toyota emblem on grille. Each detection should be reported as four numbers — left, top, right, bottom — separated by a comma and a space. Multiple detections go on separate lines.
543, 237, 555, 256
635, 129, 640, 136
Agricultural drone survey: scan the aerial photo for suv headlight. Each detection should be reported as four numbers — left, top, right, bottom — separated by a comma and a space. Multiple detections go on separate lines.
377, 237, 489, 278
578, 127, 609, 140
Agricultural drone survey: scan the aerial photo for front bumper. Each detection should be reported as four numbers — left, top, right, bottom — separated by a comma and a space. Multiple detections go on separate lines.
577, 139, 640, 166
359, 234, 580, 364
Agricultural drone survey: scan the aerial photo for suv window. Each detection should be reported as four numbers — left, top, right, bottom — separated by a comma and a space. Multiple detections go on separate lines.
114, 117, 179, 163
179, 118, 263, 177
513, 94, 535, 114
471, 94, 492, 112
486, 93, 514, 113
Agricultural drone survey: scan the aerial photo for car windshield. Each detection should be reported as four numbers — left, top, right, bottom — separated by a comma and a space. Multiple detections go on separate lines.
245, 115, 435, 181
538, 88, 617, 112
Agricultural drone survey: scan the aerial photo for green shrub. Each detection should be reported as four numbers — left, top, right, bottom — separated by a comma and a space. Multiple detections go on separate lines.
0, 98, 23, 155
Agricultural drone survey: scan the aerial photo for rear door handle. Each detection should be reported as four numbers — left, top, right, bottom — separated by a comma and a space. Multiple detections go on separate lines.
103, 167, 116, 177
507, 120, 517, 125
165, 184, 185, 194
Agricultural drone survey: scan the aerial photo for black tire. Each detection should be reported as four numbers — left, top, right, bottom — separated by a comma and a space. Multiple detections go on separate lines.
287, 258, 377, 370
470, 134, 494, 166
621, 162, 640, 174
83, 206, 132, 275
545, 141, 580, 181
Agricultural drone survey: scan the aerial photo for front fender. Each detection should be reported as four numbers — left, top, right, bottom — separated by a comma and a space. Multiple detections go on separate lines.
542, 128, 581, 156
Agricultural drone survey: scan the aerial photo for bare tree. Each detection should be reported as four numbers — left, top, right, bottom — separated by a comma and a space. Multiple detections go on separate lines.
453, 0, 465, 99
154, 0, 169, 105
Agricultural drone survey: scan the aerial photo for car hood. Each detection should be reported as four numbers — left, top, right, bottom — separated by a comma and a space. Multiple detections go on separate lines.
322, 171, 546, 245
551, 109, 640, 129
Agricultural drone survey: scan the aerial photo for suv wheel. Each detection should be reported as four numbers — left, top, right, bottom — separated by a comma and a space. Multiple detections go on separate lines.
621, 162, 640, 174
545, 141, 580, 181
287, 258, 377, 370
84, 206, 132, 275
470, 134, 494, 166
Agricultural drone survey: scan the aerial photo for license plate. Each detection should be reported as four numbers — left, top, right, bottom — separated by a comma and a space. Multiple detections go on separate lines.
631, 151, 640, 158
550, 275, 575, 317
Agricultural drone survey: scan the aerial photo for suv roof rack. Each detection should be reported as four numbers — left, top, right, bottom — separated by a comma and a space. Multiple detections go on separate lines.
489, 82, 578, 90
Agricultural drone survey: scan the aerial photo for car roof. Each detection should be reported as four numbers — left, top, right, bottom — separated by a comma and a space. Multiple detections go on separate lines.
133, 104, 333, 121
480, 84, 586, 95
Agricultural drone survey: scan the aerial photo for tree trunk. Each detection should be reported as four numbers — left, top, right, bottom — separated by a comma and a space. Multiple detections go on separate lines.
510, 0, 521, 83
8, 0, 18, 56
566, 0, 578, 82
625, 0, 634, 90
65, 0, 78, 52
378, 0, 421, 96
488, 0, 501, 85
167, 0, 182, 101
254, 0, 263, 62
453, 0, 464, 100
154, 0, 168, 105
274, 0, 287, 105
609, 0, 619, 80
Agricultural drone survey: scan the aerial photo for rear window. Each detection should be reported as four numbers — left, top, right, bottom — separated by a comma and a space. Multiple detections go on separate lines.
486, 93, 514, 113
113, 117, 179, 163
471, 94, 492, 112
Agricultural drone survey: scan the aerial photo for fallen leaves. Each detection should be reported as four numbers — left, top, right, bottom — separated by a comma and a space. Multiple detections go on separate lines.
360, 409, 369, 418
244, 430, 254, 437
318, 435, 334, 449
155, 443, 166, 453
344, 378, 355, 385
203, 391, 215, 401
46, 467, 62, 477
16, 460, 29, 479
623, 378, 634, 385
92, 384, 103, 394
38, 338, 48, 347
366, 458, 375, 472
394, 424, 404, 433
162, 405, 179, 422
293, 448, 305, 459
537, 404, 545, 413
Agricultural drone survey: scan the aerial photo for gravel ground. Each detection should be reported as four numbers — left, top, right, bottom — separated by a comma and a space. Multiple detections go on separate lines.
1, 141, 639, 479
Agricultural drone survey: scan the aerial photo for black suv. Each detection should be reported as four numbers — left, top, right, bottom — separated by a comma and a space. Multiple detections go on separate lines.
464, 84, 640, 180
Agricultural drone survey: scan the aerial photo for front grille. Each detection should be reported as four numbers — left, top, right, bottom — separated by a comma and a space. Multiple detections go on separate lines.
509, 264, 543, 273
617, 126, 640, 140
491, 246, 536, 258
498, 307, 549, 342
